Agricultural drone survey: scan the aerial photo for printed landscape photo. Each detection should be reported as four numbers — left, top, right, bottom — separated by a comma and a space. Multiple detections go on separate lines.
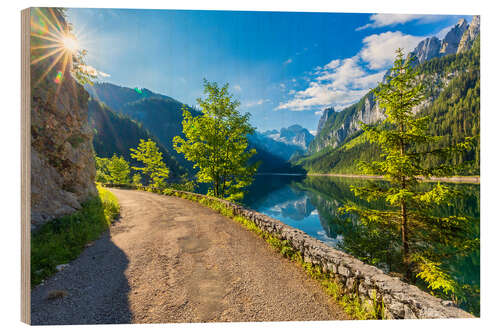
25, 7, 480, 324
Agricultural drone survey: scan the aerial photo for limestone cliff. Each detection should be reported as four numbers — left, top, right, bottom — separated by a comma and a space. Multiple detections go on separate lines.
458, 16, 480, 53
412, 37, 441, 64
439, 18, 469, 56
30, 9, 97, 227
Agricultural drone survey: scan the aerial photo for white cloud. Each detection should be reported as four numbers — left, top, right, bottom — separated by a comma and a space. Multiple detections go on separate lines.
98, 71, 111, 78
360, 31, 423, 69
324, 59, 340, 69
276, 30, 423, 112
243, 99, 270, 108
78, 64, 110, 78
276, 78, 369, 112
314, 110, 323, 116
233, 84, 242, 92
316, 56, 366, 88
283, 58, 293, 65
436, 24, 455, 40
309, 130, 317, 136
356, 14, 443, 31
276, 54, 386, 112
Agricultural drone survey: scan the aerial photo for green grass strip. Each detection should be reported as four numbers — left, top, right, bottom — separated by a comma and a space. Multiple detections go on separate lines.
31, 185, 120, 287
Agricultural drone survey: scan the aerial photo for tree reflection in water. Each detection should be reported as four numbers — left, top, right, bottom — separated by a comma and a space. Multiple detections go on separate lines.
243, 175, 479, 315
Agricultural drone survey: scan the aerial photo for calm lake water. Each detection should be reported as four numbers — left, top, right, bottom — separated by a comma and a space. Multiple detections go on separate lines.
241, 174, 480, 315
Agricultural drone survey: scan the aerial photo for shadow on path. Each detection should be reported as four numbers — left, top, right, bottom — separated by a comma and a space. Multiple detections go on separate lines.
30, 229, 132, 325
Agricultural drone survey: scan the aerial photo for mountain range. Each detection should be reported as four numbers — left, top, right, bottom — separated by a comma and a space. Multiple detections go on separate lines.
86, 83, 313, 175
86, 16, 479, 178
300, 16, 480, 175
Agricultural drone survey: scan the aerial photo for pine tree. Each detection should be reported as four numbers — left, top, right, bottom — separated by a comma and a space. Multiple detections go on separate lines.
340, 49, 477, 302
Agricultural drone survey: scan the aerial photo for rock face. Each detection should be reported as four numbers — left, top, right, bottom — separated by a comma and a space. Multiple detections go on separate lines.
458, 15, 480, 53
264, 124, 314, 151
309, 93, 385, 153
30, 11, 97, 228
439, 18, 469, 56
317, 107, 335, 133
412, 37, 441, 64
277, 125, 315, 150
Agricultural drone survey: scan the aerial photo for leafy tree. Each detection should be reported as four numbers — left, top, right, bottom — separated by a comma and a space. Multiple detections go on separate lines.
173, 80, 258, 200
107, 154, 131, 184
95, 154, 131, 184
130, 139, 170, 189
95, 156, 111, 183
339, 49, 477, 304
132, 173, 142, 186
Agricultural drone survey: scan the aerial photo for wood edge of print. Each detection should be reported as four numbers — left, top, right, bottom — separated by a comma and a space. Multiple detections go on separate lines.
21, 7, 31, 325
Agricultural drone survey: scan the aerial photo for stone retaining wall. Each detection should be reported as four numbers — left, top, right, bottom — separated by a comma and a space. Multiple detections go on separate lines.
107, 185, 474, 319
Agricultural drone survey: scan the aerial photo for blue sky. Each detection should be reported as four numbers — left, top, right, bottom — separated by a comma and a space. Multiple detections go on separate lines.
67, 9, 471, 133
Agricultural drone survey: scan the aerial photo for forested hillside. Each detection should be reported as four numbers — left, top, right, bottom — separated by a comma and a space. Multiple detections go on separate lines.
88, 83, 309, 174
88, 99, 187, 178
87, 83, 201, 170
296, 37, 480, 175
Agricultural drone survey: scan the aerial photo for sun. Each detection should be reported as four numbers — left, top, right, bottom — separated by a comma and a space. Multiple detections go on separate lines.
61, 34, 79, 54
30, 8, 87, 86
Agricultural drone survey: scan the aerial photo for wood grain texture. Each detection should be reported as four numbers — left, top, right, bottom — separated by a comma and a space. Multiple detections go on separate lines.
21, 7, 31, 325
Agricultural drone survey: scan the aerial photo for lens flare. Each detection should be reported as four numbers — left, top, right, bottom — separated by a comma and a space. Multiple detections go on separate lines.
54, 71, 63, 84
30, 8, 86, 87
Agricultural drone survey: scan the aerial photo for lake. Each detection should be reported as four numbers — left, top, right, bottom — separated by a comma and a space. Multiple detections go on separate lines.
242, 174, 480, 315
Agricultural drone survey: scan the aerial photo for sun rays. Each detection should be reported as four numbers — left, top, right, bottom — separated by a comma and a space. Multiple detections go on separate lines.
30, 8, 85, 86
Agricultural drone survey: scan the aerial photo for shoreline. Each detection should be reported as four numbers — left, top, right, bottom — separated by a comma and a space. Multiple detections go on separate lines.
256, 173, 480, 184
307, 173, 480, 184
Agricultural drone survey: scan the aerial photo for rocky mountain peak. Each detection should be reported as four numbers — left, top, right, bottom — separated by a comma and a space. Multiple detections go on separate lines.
458, 15, 480, 53
412, 36, 441, 64
317, 107, 335, 133
440, 18, 469, 55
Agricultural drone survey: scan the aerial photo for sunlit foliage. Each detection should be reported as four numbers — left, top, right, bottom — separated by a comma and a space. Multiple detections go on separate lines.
95, 154, 131, 184
130, 139, 170, 189
339, 49, 478, 311
173, 80, 259, 201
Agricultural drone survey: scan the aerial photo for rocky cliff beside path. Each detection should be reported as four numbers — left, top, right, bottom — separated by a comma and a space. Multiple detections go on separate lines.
30, 10, 97, 228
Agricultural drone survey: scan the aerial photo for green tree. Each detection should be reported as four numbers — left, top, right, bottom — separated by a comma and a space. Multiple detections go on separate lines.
130, 139, 170, 189
95, 154, 131, 184
173, 80, 258, 200
107, 154, 131, 184
95, 155, 111, 183
339, 49, 477, 303
132, 173, 142, 186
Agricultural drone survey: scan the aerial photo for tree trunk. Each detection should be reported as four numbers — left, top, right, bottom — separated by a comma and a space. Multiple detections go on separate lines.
401, 199, 410, 279
399, 129, 410, 279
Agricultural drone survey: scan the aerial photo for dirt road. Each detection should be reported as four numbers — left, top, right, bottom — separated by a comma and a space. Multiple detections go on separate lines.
31, 189, 348, 324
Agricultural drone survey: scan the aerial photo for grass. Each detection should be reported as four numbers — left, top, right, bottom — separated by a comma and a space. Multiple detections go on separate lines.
31, 185, 120, 287
156, 187, 385, 319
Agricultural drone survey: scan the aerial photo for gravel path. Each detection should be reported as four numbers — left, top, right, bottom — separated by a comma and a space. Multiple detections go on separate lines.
31, 189, 349, 324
